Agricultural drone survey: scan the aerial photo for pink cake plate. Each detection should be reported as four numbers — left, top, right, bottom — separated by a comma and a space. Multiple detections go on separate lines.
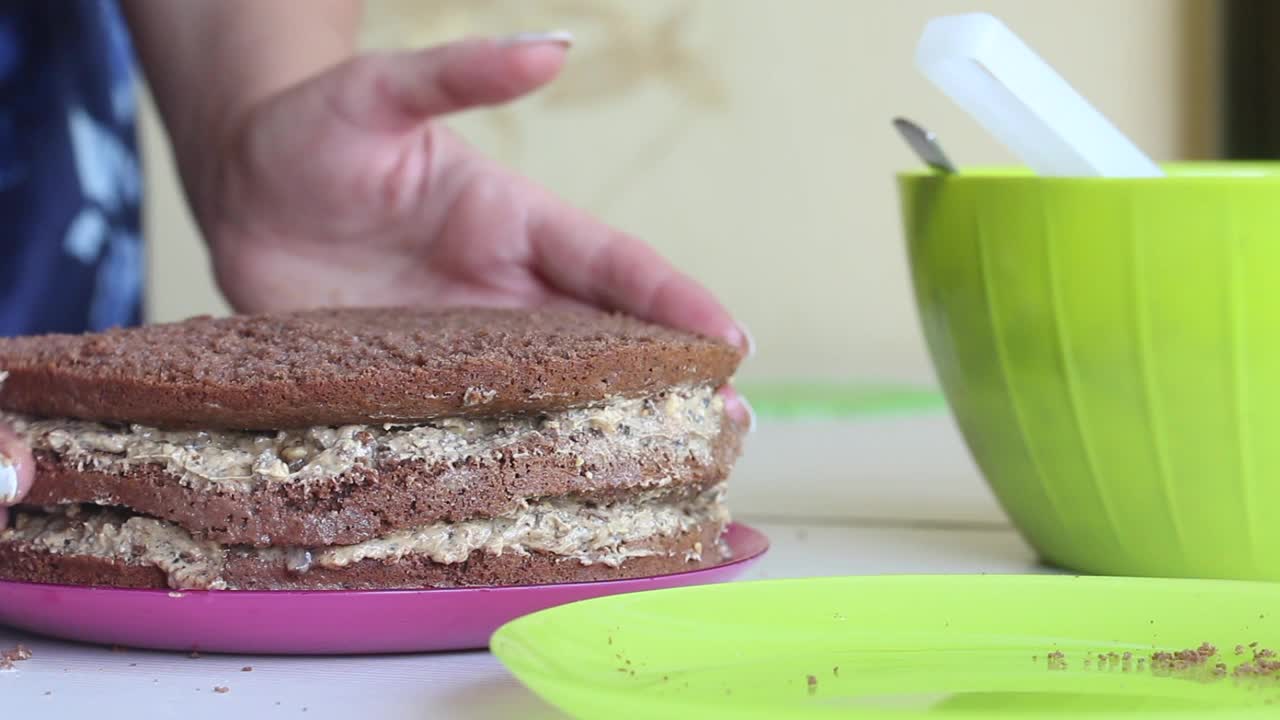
0, 523, 768, 655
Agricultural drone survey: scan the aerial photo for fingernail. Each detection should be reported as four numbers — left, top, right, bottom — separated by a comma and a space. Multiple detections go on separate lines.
740, 393, 757, 434
722, 389, 757, 434
724, 324, 753, 358
739, 323, 756, 359
496, 30, 574, 48
0, 453, 17, 504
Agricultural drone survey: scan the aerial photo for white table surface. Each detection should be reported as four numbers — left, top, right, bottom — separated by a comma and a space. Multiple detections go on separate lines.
0, 414, 1044, 719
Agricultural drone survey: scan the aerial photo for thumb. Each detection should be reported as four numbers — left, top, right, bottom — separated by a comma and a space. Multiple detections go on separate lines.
0, 423, 34, 531
332, 32, 572, 132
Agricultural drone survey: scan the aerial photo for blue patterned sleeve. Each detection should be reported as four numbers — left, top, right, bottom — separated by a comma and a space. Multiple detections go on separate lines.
0, 0, 144, 337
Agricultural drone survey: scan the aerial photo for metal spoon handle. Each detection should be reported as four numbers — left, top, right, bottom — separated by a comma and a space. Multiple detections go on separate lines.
893, 117, 956, 174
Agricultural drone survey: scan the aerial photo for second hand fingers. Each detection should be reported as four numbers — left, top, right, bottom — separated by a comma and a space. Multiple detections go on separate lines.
0, 424, 35, 513
717, 385, 756, 434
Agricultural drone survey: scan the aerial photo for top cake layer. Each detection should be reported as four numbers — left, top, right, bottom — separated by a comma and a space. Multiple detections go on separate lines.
0, 307, 743, 429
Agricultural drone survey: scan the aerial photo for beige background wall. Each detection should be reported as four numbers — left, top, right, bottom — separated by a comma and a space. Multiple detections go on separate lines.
143, 0, 1219, 383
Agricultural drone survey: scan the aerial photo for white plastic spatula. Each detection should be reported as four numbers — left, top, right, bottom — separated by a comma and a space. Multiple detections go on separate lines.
915, 13, 1163, 178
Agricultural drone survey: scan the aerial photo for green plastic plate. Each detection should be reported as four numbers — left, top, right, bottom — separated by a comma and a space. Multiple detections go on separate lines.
491, 575, 1280, 718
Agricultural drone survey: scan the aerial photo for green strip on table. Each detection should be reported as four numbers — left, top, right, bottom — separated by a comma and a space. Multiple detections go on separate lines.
736, 381, 946, 420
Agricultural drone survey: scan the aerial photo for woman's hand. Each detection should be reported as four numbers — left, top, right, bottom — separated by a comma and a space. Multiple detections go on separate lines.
201, 35, 748, 355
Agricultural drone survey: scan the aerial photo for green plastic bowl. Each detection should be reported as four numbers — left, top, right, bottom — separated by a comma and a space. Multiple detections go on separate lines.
900, 163, 1280, 581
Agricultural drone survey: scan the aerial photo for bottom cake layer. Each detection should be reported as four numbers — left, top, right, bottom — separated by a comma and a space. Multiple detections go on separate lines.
0, 487, 730, 590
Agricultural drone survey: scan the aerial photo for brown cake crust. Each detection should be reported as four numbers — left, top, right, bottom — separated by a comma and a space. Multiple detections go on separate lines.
0, 523, 726, 590
0, 307, 743, 430
22, 417, 743, 547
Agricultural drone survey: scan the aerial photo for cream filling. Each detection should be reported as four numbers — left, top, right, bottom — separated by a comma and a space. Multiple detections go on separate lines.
9, 504, 222, 590
1, 385, 723, 492
3, 487, 729, 590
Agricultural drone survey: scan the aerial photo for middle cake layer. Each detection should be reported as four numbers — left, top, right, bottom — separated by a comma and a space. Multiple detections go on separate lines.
4, 385, 742, 547
2, 484, 730, 590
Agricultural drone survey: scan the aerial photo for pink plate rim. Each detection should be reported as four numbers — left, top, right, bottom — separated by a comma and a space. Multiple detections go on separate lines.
0, 522, 770, 655
0, 522, 770, 598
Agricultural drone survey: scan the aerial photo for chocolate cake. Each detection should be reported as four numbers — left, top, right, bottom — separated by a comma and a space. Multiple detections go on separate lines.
0, 307, 746, 590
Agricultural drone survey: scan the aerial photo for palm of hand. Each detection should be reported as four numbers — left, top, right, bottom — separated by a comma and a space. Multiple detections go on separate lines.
209, 111, 565, 313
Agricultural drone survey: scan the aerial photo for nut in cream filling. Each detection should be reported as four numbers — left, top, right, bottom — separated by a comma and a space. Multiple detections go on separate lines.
0, 385, 724, 492
2, 485, 729, 590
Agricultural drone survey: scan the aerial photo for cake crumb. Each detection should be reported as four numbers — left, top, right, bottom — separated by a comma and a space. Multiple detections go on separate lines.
1046, 651, 1067, 671
806, 674, 818, 695
832, 666, 839, 678
4, 644, 32, 661
1, 644, 33, 671
43, 691, 51, 696
214, 686, 229, 694
241, 666, 253, 672
1140, 641, 1280, 683
462, 386, 497, 407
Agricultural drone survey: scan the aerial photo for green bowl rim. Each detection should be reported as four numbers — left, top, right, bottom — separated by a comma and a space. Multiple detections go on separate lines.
896, 161, 1280, 185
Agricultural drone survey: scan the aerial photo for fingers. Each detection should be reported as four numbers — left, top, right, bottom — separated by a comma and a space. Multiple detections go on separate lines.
529, 199, 750, 354
0, 424, 34, 531
718, 385, 756, 433
333, 32, 572, 132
